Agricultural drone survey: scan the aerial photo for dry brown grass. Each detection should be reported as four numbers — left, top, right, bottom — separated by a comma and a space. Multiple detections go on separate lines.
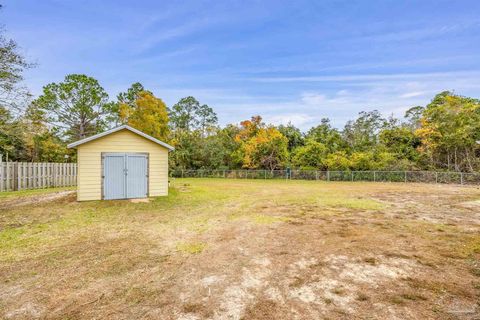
0, 179, 479, 319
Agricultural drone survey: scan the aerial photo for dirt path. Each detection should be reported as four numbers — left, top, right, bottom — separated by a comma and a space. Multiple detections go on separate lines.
0, 190, 75, 210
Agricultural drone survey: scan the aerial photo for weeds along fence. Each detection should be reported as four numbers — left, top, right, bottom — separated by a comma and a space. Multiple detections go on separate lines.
0, 162, 77, 191
171, 169, 480, 185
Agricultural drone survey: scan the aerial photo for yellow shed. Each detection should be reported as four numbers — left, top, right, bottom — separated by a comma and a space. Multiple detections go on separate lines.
67, 125, 174, 201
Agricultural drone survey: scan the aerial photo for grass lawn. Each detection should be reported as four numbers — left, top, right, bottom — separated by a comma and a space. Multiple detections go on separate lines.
0, 178, 479, 319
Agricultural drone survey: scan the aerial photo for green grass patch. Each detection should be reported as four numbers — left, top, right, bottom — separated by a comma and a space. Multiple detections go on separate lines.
0, 206, 122, 261
176, 242, 206, 254
462, 237, 480, 256
228, 213, 291, 224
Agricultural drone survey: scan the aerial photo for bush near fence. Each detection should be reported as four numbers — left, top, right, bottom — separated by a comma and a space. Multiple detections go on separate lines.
171, 169, 480, 185
0, 162, 77, 191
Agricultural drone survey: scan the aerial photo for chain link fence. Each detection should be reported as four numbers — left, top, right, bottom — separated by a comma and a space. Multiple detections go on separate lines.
170, 169, 480, 185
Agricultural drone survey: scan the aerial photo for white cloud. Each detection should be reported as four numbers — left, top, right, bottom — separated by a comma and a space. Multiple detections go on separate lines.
249, 71, 480, 83
300, 93, 327, 105
138, 69, 479, 131
399, 91, 426, 98
265, 113, 315, 127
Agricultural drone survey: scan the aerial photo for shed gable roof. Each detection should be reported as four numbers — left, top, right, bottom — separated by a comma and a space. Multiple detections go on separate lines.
67, 125, 174, 151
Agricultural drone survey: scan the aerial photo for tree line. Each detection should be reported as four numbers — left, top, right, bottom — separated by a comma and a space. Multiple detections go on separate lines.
1, 16, 479, 172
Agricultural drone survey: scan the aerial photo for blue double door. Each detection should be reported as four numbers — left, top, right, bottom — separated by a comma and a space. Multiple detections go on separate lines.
103, 153, 148, 200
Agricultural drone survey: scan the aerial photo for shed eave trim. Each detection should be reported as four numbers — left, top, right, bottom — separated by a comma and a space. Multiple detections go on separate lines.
67, 125, 175, 151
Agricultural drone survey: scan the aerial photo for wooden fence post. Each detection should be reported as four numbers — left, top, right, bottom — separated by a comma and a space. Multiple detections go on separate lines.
24, 163, 27, 189
0, 159, 3, 192
53, 163, 57, 187
13, 162, 19, 191
6, 161, 10, 191
0, 160, 3, 192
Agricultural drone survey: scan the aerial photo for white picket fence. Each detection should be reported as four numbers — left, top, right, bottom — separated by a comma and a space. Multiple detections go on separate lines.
0, 162, 77, 191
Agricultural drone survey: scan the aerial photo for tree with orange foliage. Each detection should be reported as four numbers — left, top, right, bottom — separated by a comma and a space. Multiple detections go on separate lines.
234, 116, 289, 170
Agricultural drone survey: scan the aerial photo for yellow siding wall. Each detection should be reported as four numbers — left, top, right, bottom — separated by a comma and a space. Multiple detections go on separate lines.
76, 129, 169, 201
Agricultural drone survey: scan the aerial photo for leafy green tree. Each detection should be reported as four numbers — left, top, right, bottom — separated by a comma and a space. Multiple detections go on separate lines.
306, 118, 346, 153
170, 96, 217, 135
379, 126, 421, 162
374, 151, 411, 170
217, 124, 242, 169
197, 104, 218, 136
170, 131, 228, 170
343, 110, 387, 151
32, 74, 112, 141
22, 104, 71, 161
323, 151, 351, 170
350, 152, 375, 170
32, 131, 71, 162
404, 106, 424, 129
0, 17, 33, 113
169, 130, 202, 170
118, 82, 149, 107
278, 122, 304, 151
198, 133, 229, 169
416, 91, 480, 171
292, 140, 327, 169
168, 96, 219, 170
0, 106, 28, 160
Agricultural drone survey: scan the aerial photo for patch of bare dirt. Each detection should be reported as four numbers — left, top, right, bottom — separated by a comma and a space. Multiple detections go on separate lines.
0, 190, 75, 210
147, 218, 478, 319
130, 198, 150, 203
371, 184, 480, 225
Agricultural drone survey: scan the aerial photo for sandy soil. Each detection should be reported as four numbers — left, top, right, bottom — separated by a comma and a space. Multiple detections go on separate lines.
0, 190, 75, 210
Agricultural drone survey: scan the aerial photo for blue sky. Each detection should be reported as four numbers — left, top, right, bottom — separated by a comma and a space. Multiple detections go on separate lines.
3, 0, 480, 130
